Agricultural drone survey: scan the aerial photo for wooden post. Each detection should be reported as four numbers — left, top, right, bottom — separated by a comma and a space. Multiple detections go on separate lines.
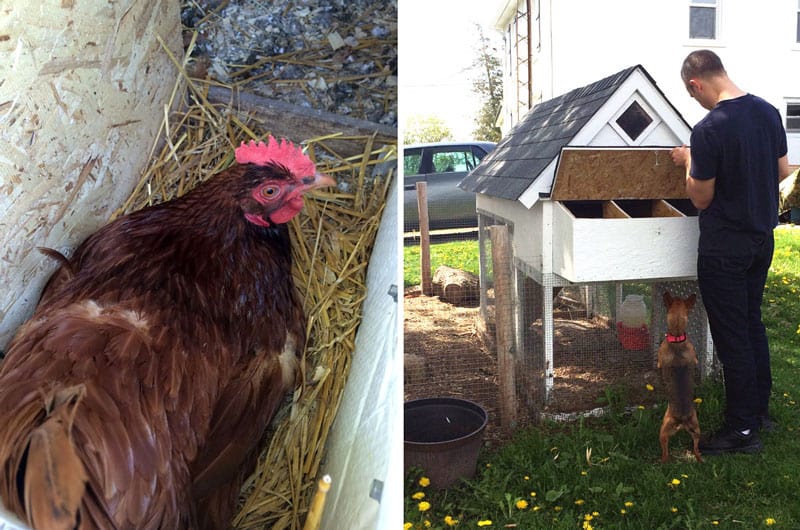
489, 225, 516, 429
416, 182, 433, 295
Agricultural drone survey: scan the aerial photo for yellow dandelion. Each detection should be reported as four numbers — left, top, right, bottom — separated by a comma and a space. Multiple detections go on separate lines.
637, 405, 645, 410
419, 477, 430, 487
444, 515, 459, 527
711, 521, 719, 526
620, 509, 627, 515
477, 520, 492, 527
592, 512, 599, 517
575, 499, 585, 506
766, 518, 776, 526
516, 499, 529, 510
554, 506, 563, 512
584, 513, 593, 521
418, 501, 431, 512
424, 521, 431, 528
404, 523, 413, 530
694, 397, 703, 404
524, 475, 530, 480
670, 478, 681, 486
671, 507, 679, 513
580, 470, 588, 476
681, 474, 689, 479
582, 521, 594, 530
624, 501, 634, 508
412, 492, 425, 500
532, 505, 541, 512
646, 383, 654, 391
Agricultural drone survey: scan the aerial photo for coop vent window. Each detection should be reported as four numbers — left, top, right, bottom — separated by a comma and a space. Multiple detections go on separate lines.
615, 101, 653, 141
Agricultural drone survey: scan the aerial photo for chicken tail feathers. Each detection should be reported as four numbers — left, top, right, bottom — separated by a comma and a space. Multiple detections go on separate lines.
36, 247, 73, 275
23, 385, 88, 530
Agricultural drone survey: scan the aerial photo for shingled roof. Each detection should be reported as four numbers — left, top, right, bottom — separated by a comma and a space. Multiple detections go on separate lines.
461, 65, 655, 200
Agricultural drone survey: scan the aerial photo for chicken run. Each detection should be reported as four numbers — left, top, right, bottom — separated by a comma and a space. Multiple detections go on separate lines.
0, 0, 397, 528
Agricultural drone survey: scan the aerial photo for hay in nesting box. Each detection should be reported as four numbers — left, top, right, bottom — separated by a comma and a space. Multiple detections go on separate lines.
114, 50, 396, 529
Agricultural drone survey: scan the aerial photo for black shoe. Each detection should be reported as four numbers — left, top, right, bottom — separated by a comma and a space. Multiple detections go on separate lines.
759, 415, 777, 433
699, 427, 763, 456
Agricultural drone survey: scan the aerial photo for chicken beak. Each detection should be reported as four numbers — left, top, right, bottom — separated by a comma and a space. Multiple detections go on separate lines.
304, 172, 336, 191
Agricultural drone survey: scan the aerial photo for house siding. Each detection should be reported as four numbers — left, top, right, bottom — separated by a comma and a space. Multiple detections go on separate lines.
496, 0, 800, 165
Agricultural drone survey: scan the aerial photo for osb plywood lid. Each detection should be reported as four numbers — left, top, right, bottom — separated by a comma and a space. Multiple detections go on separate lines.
551, 147, 688, 201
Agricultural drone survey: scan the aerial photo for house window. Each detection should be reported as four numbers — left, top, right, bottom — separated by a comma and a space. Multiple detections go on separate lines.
689, 0, 717, 40
787, 103, 800, 132
616, 101, 654, 141
796, 0, 800, 43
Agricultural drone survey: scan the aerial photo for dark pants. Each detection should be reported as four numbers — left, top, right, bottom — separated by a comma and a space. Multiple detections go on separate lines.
697, 233, 774, 432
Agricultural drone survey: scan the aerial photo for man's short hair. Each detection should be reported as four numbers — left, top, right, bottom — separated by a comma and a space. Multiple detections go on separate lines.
681, 49, 726, 83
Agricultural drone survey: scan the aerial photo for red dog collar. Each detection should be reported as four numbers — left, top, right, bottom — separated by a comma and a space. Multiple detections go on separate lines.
666, 333, 687, 343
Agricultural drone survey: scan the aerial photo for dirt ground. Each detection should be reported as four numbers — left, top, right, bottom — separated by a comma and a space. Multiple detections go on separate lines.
404, 287, 665, 443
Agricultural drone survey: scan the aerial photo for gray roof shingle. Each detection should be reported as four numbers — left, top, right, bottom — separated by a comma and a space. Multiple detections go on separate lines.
460, 65, 643, 199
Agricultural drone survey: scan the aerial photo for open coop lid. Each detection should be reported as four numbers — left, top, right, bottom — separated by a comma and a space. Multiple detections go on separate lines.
550, 147, 689, 201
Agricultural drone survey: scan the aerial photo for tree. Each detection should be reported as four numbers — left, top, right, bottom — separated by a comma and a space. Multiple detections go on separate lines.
403, 114, 454, 144
471, 25, 503, 142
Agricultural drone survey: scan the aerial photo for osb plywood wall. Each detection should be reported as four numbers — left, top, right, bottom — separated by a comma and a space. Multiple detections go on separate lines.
0, 0, 182, 350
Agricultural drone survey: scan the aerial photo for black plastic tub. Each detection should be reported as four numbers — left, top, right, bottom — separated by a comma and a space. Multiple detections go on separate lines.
404, 397, 488, 489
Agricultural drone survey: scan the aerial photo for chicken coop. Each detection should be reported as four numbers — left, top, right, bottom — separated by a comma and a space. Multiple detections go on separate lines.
0, 1, 399, 529
460, 65, 717, 427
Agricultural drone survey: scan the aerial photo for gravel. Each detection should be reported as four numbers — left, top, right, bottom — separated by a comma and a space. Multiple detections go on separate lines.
181, 0, 397, 127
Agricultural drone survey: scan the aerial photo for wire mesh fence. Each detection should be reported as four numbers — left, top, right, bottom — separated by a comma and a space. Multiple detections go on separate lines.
404, 215, 718, 441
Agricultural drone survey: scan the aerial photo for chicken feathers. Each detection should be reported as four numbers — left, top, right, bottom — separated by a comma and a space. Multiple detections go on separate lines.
0, 138, 333, 529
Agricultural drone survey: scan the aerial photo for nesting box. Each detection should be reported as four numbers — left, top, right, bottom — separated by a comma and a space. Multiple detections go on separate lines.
461, 66, 715, 418
550, 146, 698, 282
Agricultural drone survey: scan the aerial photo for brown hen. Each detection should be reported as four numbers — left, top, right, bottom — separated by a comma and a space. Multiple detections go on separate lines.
0, 137, 334, 530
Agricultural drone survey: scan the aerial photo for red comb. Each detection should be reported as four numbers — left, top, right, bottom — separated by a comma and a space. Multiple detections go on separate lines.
235, 136, 317, 177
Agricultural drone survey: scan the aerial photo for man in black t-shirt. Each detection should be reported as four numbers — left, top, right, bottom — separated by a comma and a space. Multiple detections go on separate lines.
671, 49, 790, 455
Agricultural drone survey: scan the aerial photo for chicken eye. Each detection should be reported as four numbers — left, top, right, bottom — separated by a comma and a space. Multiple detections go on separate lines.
260, 186, 279, 199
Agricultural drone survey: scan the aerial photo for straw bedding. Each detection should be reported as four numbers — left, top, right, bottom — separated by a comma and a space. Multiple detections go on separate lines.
113, 47, 396, 528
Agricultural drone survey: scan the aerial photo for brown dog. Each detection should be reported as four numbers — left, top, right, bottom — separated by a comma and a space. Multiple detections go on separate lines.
657, 292, 702, 463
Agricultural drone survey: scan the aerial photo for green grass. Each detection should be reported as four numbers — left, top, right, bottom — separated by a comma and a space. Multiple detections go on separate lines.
403, 239, 480, 288
404, 226, 800, 530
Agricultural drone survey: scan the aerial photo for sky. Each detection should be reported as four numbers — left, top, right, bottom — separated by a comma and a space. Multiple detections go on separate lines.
399, 0, 505, 141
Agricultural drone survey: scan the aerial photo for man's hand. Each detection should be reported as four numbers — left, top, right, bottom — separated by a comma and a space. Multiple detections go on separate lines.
671, 145, 690, 168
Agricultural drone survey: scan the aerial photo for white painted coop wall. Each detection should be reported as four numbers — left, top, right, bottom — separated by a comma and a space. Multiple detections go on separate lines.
320, 182, 401, 530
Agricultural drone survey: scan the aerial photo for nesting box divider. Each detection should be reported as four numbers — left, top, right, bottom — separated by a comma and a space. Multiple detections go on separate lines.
651, 199, 685, 217
603, 201, 629, 219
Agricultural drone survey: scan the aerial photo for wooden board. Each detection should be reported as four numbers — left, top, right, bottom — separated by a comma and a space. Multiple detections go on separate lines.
551, 147, 688, 201
0, 0, 182, 350
602, 201, 629, 219
207, 86, 396, 157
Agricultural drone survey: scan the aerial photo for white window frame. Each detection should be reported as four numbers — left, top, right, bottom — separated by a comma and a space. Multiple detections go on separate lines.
688, 0, 720, 42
